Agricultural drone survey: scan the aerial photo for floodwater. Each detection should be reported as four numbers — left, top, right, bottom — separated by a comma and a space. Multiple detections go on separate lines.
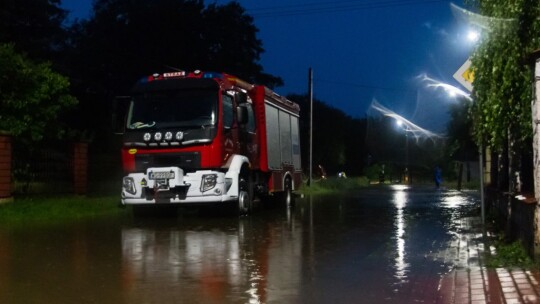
0, 185, 479, 304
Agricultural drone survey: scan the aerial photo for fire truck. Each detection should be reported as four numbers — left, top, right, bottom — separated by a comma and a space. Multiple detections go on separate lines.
116, 70, 302, 214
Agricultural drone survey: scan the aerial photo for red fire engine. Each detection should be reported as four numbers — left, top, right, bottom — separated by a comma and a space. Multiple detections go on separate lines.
117, 70, 302, 214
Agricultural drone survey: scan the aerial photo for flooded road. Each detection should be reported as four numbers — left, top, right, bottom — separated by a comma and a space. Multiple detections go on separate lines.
0, 186, 479, 304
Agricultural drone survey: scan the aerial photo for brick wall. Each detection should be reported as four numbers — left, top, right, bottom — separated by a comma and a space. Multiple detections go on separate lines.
73, 142, 88, 195
0, 133, 12, 201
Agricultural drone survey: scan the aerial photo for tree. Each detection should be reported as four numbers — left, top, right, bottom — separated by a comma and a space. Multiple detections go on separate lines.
446, 99, 477, 162
470, 0, 540, 149
288, 94, 367, 176
70, 0, 281, 94
0, 0, 68, 61
469, 0, 540, 192
0, 44, 77, 143
203, 2, 282, 87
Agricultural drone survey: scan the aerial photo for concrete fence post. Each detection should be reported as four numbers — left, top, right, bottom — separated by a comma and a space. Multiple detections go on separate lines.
0, 131, 13, 203
73, 142, 88, 195
531, 50, 540, 258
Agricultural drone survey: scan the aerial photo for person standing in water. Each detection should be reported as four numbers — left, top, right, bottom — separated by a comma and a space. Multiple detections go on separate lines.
434, 166, 442, 189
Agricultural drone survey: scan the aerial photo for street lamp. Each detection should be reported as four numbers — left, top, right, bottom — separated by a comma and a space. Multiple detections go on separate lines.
467, 29, 480, 43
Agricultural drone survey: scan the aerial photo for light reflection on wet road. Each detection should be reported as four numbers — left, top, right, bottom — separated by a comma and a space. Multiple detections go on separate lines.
0, 186, 479, 303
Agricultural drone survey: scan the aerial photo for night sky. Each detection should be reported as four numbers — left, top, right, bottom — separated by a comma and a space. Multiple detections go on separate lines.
62, 0, 475, 133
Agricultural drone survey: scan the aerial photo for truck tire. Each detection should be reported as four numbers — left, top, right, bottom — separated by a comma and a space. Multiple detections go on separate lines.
283, 176, 294, 207
237, 168, 253, 215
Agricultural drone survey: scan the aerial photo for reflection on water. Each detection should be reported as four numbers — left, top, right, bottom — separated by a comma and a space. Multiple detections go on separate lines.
0, 187, 480, 303
121, 227, 244, 303
121, 215, 303, 304
392, 185, 409, 283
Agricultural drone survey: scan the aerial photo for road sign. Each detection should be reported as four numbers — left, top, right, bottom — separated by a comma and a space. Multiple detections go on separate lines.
453, 59, 474, 92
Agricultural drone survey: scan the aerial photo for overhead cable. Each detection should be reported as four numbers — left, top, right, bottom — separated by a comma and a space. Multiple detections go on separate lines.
246, 0, 445, 18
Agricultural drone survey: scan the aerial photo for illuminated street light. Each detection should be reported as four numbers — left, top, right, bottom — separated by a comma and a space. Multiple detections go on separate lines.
418, 74, 473, 101
467, 29, 480, 42
370, 100, 444, 141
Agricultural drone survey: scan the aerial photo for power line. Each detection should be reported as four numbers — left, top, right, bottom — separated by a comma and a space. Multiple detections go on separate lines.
247, 0, 440, 12
245, 0, 445, 18
315, 78, 409, 93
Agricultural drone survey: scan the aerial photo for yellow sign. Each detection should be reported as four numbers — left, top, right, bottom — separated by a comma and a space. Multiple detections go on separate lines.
453, 59, 473, 92
462, 67, 474, 83
128, 149, 137, 155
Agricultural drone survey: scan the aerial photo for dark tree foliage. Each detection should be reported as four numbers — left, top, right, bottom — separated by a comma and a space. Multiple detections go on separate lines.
365, 115, 448, 181
69, 0, 281, 93
365, 116, 403, 165
202, 2, 282, 87
446, 99, 477, 162
0, 0, 77, 145
0, 0, 67, 61
288, 94, 367, 176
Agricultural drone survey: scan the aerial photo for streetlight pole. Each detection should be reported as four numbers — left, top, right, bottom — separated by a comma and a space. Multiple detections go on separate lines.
308, 68, 313, 186
397, 120, 409, 184
405, 129, 409, 184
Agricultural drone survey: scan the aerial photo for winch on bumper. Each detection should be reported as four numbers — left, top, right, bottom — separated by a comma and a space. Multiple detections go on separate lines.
121, 166, 237, 204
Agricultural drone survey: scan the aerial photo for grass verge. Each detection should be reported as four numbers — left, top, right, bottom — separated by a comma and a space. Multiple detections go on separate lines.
485, 239, 536, 269
0, 195, 125, 226
299, 177, 370, 195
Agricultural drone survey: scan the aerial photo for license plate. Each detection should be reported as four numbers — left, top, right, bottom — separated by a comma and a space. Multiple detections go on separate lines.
149, 171, 175, 180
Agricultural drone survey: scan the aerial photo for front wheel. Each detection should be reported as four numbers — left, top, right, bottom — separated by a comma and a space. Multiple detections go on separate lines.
237, 168, 253, 215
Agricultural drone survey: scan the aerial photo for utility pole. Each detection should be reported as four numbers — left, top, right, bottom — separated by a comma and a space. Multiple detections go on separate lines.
308, 68, 313, 186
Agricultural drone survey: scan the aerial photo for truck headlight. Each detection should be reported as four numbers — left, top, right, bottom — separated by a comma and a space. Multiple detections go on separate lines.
200, 174, 217, 192
143, 133, 151, 142
175, 131, 184, 141
123, 177, 137, 195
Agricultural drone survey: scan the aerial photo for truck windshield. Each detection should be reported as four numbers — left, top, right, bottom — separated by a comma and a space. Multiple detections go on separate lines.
127, 89, 218, 129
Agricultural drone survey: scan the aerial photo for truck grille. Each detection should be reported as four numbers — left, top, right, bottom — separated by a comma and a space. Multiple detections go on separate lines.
135, 152, 201, 172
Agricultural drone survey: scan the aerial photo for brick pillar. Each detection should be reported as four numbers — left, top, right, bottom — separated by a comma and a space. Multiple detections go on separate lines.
73, 142, 88, 195
0, 132, 13, 203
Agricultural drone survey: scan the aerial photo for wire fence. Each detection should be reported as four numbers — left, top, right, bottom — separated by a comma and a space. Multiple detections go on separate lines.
12, 144, 122, 196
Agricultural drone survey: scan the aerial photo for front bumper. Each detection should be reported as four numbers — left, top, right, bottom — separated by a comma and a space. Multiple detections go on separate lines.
121, 166, 237, 205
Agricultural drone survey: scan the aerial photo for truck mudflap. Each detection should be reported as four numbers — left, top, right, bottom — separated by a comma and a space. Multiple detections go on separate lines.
121, 166, 239, 205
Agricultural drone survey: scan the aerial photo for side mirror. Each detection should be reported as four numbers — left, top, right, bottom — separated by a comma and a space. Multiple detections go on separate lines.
112, 96, 131, 135
237, 105, 248, 125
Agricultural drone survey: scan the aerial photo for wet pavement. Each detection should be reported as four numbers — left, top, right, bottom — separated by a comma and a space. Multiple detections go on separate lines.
1, 185, 540, 303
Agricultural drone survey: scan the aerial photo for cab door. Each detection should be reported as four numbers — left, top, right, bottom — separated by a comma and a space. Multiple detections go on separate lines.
237, 92, 258, 168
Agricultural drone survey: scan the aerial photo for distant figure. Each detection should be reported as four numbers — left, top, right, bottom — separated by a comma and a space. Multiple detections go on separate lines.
338, 171, 347, 178
434, 166, 442, 188
317, 164, 327, 180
